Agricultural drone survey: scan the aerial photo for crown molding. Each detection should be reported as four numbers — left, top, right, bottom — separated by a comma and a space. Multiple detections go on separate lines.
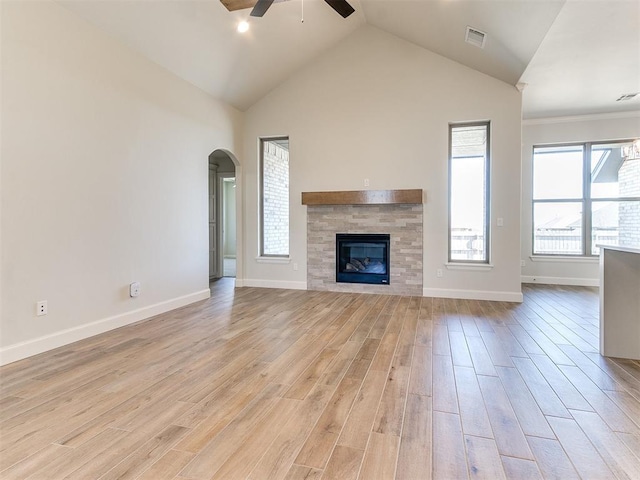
523, 110, 640, 126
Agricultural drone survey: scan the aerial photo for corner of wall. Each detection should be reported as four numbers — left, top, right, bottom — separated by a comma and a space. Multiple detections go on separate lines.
0, 289, 210, 366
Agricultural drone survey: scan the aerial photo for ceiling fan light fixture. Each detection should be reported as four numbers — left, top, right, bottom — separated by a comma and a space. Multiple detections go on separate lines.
237, 20, 249, 33
465, 26, 486, 49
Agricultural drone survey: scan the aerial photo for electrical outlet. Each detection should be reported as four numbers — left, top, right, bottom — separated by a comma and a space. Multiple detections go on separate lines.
293, 263, 299, 271
497, 217, 504, 227
436, 269, 443, 278
520, 260, 526, 267
36, 301, 47, 316
130, 282, 141, 298
364, 178, 370, 187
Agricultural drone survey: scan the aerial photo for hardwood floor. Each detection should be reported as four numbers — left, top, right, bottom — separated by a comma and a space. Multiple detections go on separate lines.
1, 281, 640, 479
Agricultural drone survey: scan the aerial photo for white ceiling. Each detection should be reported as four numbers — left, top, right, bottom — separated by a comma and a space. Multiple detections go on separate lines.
58, 0, 640, 118
519, 0, 640, 119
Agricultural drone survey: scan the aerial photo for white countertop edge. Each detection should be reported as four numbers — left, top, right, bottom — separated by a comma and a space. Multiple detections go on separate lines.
597, 245, 640, 255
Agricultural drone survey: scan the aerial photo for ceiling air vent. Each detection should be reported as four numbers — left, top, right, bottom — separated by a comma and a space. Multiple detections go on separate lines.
465, 26, 487, 49
616, 93, 639, 101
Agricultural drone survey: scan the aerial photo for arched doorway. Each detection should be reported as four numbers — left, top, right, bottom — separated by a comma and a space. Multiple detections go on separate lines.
208, 149, 240, 284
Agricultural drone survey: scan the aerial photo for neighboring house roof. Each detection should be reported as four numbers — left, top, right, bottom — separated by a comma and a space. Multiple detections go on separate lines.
539, 202, 620, 230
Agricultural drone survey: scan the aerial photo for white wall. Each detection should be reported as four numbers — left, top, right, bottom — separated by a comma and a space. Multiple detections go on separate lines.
0, 0, 242, 364
243, 26, 523, 301
521, 113, 640, 286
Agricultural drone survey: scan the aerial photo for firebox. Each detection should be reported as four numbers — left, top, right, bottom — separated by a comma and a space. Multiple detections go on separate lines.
336, 233, 390, 285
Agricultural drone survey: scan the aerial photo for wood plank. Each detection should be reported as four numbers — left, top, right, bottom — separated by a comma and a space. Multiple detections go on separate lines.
396, 394, 431, 480
560, 365, 640, 434
248, 384, 334, 480
338, 370, 387, 450
408, 345, 432, 397
466, 336, 498, 377
464, 435, 506, 480
570, 409, 640, 479
495, 366, 554, 438
559, 344, 622, 391
546, 416, 615, 480
174, 382, 281, 454
477, 375, 533, 460
478, 331, 515, 368
511, 357, 571, 418
357, 432, 399, 480
432, 325, 451, 356
137, 449, 195, 480
23, 427, 131, 479
432, 354, 458, 414
294, 377, 361, 469
500, 456, 543, 480
283, 464, 323, 480
301, 189, 423, 206
372, 365, 410, 436
433, 411, 469, 480
415, 297, 433, 346
526, 436, 580, 480
0, 444, 71, 480
322, 445, 364, 480
178, 384, 284, 477
528, 353, 592, 411
283, 348, 339, 400
449, 331, 474, 368
210, 398, 300, 479
454, 366, 493, 438
95, 426, 188, 480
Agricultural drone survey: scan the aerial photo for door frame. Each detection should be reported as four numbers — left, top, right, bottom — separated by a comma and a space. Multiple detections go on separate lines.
218, 172, 236, 277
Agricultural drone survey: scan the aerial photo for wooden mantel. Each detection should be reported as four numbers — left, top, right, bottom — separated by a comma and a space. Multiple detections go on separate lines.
301, 189, 423, 206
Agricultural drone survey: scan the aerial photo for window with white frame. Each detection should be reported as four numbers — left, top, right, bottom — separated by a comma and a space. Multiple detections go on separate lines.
532, 140, 640, 256
448, 122, 491, 263
260, 137, 290, 257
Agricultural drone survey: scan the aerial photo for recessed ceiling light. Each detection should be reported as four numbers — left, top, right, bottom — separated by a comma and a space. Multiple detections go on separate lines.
237, 20, 249, 33
617, 92, 639, 101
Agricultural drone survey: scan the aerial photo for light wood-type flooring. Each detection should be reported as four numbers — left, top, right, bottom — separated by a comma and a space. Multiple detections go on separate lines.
1, 280, 640, 479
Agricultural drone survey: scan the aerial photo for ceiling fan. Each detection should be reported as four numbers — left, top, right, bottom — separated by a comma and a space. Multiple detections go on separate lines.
221, 0, 355, 19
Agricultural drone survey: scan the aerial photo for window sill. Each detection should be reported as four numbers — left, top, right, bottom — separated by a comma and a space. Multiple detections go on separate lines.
445, 262, 494, 271
529, 255, 598, 263
255, 256, 291, 264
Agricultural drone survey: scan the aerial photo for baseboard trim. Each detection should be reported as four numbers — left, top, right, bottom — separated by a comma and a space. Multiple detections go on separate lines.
242, 279, 307, 290
0, 289, 211, 366
423, 288, 523, 303
521, 275, 599, 287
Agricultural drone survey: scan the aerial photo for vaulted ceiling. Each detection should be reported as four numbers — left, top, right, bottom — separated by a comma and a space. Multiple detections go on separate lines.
58, 0, 640, 119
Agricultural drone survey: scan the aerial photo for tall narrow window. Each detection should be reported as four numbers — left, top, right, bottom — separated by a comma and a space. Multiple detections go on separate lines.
449, 122, 490, 263
532, 144, 584, 255
260, 137, 289, 257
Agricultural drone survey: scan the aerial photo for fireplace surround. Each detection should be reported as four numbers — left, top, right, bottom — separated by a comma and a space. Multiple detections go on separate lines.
306, 206, 422, 296
303, 189, 423, 296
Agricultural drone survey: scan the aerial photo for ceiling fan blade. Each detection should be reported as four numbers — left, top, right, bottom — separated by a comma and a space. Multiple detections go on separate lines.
251, 0, 275, 17
323, 0, 355, 18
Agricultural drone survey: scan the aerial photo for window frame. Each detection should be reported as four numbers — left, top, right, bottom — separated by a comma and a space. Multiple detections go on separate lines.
531, 139, 640, 257
259, 136, 290, 258
448, 120, 491, 264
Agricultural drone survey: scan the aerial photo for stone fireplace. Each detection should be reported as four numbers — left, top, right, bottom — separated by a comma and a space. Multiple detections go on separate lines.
303, 190, 423, 296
